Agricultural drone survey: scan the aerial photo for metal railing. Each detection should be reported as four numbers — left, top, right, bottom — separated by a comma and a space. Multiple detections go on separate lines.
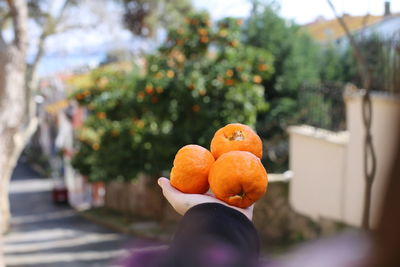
296, 82, 346, 132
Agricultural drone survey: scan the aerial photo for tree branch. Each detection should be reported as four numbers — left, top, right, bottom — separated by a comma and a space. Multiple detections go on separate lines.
57, 23, 98, 33
26, 0, 73, 89
0, 29, 5, 47
55, 0, 73, 26
6, 0, 28, 54
327, 0, 376, 231
0, 11, 10, 46
326, 0, 371, 90
0, 11, 10, 29
26, 31, 47, 90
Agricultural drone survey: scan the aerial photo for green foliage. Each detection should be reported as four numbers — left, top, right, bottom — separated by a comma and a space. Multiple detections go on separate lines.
298, 93, 333, 129
318, 44, 357, 83
243, 3, 321, 171
71, 142, 95, 178
71, 64, 143, 181
349, 34, 400, 92
122, 0, 192, 37
71, 12, 274, 182
245, 4, 320, 94
100, 50, 135, 65
317, 34, 400, 93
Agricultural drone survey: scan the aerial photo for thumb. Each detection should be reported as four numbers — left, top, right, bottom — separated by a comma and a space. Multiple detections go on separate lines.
157, 177, 171, 190
158, 177, 181, 197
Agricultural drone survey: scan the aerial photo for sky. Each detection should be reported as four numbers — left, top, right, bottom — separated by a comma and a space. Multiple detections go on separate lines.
37, 0, 399, 57
194, 0, 400, 24
31, 0, 399, 76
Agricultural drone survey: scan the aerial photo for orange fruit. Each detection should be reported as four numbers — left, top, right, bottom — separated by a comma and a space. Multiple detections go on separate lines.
257, 64, 269, 71
197, 28, 207, 35
226, 69, 234, 77
170, 145, 215, 194
192, 104, 200, 112
230, 40, 238, 47
224, 79, 235, 86
151, 96, 159, 104
92, 143, 100, 151
96, 112, 106, 120
145, 86, 154, 94
209, 151, 268, 208
137, 91, 145, 101
200, 36, 209, 43
253, 75, 262, 83
210, 123, 263, 159
167, 70, 175, 78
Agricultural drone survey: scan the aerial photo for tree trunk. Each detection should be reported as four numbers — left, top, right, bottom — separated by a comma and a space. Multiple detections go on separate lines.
0, 117, 38, 234
0, 48, 26, 234
0, 133, 14, 234
0, 0, 28, 235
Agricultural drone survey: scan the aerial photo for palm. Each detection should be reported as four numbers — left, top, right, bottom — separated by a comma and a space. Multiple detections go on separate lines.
158, 177, 254, 220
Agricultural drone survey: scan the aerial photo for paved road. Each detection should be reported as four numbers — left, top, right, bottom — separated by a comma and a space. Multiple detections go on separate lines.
3, 162, 134, 267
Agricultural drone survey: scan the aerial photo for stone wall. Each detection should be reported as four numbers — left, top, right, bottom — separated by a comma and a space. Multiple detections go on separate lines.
254, 181, 320, 244
104, 174, 180, 223
104, 176, 322, 243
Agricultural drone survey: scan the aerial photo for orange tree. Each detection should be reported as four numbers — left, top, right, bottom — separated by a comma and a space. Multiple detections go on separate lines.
71, 12, 274, 182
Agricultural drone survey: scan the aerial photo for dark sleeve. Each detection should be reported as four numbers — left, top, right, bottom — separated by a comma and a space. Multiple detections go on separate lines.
169, 203, 260, 266
171, 203, 260, 256
125, 203, 261, 267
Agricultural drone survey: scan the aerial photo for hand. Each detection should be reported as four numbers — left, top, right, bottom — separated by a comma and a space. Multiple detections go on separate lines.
158, 177, 254, 221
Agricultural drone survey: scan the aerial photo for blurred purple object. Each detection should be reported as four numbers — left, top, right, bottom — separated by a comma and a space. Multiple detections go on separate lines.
272, 231, 370, 267
121, 240, 261, 267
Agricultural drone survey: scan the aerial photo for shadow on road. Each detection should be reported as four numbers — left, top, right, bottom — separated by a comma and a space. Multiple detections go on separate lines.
4, 161, 133, 267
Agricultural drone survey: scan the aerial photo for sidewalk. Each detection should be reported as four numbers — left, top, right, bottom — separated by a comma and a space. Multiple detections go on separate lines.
3, 162, 135, 267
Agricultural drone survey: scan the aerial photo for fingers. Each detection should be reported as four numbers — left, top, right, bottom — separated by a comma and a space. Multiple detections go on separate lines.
157, 177, 170, 190
204, 190, 215, 197
158, 177, 191, 215
158, 177, 179, 201
158, 177, 184, 194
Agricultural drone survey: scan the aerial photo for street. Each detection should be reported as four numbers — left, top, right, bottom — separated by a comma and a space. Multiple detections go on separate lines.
3, 162, 133, 267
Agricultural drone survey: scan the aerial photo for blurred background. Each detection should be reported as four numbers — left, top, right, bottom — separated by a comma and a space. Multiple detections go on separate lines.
0, 0, 399, 266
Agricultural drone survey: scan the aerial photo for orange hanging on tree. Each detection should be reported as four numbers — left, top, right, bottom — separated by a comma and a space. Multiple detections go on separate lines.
151, 96, 159, 104
145, 85, 154, 94
96, 112, 106, 120
192, 104, 200, 112
210, 123, 263, 159
252, 75, 262, 84
170, 145, 215, 194
226, 69, 234, 77
137, 91, 145, 100
167, 70, 175, 78
224, 79, 234, 86
209, 151, 268, 208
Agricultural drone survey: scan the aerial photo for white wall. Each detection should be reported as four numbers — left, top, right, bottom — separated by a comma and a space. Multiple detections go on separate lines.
344, 91, 400, 226
288, 126, 348, 222
288, 91, 400, 227
362, 16, 400, 39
